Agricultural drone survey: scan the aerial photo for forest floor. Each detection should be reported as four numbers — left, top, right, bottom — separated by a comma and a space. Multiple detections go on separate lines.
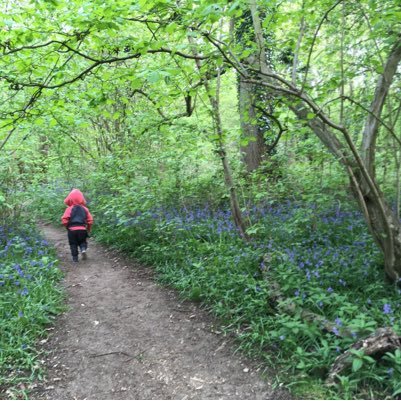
31, 223, 292, 400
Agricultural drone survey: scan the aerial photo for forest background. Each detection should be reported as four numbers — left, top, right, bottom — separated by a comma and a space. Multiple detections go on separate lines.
1, 0, 401, 399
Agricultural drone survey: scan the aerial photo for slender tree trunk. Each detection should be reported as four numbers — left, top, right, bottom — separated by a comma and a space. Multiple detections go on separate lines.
188, 35, 249, 239
396, 154, 401, 220
388, 100, 401, 219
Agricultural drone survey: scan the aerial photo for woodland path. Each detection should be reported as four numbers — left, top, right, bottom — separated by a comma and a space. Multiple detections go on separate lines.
32, 223, 290, 400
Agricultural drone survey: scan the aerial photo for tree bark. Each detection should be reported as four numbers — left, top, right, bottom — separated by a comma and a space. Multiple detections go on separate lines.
327, 327, 401, 386
238, 78, 268, 172
236, 10, 269, 172
361, 40, 401, 177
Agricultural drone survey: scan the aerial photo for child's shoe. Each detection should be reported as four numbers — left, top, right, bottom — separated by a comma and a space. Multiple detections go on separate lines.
72, 256, 79, 263
81, 249, 87, 260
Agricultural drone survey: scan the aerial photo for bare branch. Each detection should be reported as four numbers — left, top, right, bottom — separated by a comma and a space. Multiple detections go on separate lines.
133, 89, 167, 119
301, 0, 344, 93
343, 95, 401, 148
253, 104, 287, 153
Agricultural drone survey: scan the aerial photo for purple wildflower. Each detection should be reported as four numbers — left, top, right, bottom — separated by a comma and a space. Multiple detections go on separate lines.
20, 287, 29, 296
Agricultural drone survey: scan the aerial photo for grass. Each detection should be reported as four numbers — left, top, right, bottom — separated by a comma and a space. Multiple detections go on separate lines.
0, 222, 64, 399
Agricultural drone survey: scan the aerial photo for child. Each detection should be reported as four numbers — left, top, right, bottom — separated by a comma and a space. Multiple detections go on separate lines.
61, 188, 94, 263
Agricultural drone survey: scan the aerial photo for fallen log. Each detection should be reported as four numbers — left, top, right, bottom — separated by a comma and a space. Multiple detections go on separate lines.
326, 327, 401, 385
261, 254, 401, 385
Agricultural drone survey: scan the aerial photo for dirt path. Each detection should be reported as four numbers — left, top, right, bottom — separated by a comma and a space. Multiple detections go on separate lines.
32, 223, 290, 400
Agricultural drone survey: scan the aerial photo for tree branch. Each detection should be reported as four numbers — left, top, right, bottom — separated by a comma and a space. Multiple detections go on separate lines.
343, 95, 401, 148
253, 104, 286, 153
361, 36, 401, 172
301, 0, 344, 93
0, 48, 208, 90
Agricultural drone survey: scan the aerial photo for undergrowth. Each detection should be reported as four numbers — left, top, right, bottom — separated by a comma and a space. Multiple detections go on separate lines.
30, 183, 401, 399
0, 222, 64, 399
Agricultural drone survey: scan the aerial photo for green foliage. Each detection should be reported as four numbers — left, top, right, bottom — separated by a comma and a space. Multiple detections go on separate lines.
0, 222, 64, 399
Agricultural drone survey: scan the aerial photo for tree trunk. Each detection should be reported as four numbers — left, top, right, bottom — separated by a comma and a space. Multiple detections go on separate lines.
396, 154, 401, 220
188, 35, 249, 239
350, 180, 401, 281
238, 78, 268, 172
235, 11, 271, 172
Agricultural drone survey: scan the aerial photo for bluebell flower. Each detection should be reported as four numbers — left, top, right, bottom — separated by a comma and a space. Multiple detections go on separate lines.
327, 287, 334, 293
335, 317, 343, 327
332, 327, 340, 336
383, 303, 392, 314
14, 264, 24, 277
20, 287, 29, 296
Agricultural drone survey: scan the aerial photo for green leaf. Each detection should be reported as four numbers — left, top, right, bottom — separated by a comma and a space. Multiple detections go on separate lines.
147, 71, 160, 83
393, 386, 401, 397
34, 117, 45, 126
49, 118, 58, 127
352, 358, 363, 372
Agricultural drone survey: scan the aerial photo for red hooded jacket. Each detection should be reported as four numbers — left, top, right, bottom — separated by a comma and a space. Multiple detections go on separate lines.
61, 189, 94, 232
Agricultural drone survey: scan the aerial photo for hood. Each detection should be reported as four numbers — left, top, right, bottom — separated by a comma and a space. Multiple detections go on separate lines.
64, 189, 87, 206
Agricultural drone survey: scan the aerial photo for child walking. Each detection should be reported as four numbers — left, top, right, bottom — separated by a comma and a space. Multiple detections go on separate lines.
61, 188, 94, 263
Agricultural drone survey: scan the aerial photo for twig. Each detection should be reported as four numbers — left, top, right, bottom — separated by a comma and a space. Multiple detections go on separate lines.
89, 351, 133, 359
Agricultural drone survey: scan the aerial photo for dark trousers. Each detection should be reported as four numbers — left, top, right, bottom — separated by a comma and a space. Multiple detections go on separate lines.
67, 230, 88, 258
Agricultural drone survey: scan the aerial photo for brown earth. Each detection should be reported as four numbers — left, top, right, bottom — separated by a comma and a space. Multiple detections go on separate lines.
31, 223, 292, 400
